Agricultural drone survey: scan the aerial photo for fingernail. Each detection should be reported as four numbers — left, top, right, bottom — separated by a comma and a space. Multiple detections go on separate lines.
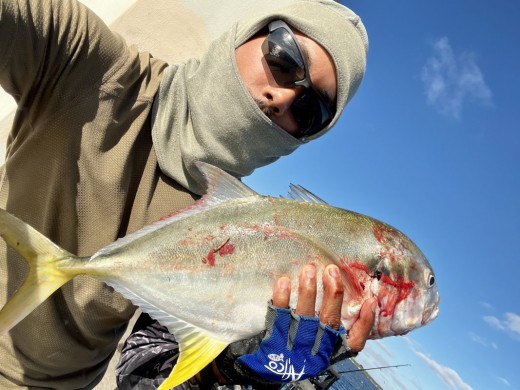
328, 265, 340, 279
278, 277, 290, 290
305, 265, 316, 279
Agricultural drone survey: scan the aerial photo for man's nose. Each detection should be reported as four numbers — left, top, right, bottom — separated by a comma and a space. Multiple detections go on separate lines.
262, 86, 302, 117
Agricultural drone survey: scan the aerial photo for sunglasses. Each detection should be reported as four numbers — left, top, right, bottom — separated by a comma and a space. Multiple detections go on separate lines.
262, 20, 335, 138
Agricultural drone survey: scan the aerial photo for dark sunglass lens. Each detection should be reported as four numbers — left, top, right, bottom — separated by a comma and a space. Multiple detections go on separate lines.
292, 91, 333, 137
262, 28, 305, 86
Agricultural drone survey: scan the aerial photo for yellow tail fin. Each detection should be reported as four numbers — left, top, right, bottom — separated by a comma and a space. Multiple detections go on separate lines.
0, 208, 77, 333
157, 330, 227, 390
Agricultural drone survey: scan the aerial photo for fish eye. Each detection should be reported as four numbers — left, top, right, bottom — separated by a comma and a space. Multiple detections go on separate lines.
375, 270, 382, 281
427, 273, 435, 287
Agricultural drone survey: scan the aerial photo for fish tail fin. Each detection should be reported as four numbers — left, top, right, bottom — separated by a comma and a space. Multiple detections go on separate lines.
0, 208, 77, 333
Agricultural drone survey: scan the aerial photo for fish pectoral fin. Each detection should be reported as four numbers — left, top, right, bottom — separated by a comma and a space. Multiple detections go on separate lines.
157, 330, 228, 390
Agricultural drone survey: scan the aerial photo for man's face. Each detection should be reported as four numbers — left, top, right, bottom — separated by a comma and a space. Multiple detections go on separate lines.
235, 29, 337, 138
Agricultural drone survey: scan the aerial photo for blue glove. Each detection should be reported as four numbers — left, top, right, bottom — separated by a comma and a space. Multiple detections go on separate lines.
237, 302, 345, 383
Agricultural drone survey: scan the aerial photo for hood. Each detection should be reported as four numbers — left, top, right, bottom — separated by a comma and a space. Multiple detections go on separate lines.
152, 0, 368, 194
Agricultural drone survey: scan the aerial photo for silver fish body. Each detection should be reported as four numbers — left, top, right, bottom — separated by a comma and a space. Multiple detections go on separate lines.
0, 162, 439, 389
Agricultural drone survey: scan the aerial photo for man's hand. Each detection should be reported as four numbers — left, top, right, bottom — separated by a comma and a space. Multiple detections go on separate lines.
274, 263, 376, 354
214, 263, 377, 387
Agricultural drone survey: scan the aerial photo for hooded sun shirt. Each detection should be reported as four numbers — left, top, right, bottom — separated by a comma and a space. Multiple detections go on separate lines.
151, 0, 369, 195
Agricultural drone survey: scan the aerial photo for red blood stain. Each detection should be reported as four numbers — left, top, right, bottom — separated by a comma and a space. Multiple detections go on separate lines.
373, 225, 394, 244
218, 243, 235, 256
158, 197, 206, 221
378, 275, 415, 317
380, 274, 414, 290
347, 261, 370, 274
340, 263, 364, 296
205, 252, 216, 267
202, 240, 236, 267
275, 230, 291, 239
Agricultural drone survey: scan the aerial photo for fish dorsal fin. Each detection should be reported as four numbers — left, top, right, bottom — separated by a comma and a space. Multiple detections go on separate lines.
195, 161, 258, 204
288, 184, 328, 204
92, 162, 258, 259
104, 281, 228, 390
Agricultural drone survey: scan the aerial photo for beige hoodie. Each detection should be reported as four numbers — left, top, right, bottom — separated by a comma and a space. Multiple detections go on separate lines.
0, 0, 367, 387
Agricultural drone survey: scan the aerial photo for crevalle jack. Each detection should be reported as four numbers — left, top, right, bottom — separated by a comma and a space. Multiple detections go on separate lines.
0, 162, 439, 389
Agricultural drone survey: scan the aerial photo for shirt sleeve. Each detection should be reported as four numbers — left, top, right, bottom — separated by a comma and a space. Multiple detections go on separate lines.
0, 0, 127, 118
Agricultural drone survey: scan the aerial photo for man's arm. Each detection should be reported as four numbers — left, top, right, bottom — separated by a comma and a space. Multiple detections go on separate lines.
0, 0, 127, 131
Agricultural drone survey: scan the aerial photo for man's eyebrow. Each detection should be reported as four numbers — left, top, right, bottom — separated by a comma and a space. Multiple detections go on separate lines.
298, 39, 336, 109
298, 39, 312, 69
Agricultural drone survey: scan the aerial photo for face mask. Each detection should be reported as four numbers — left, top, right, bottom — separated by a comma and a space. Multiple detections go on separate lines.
152, 0, 368, 194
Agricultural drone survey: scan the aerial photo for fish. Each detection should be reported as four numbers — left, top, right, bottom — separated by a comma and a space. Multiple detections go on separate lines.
0, 162, 439, 390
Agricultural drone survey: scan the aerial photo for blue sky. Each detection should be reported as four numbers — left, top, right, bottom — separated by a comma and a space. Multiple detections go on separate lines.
0, 1, 518, 389
246, 1, 520, 389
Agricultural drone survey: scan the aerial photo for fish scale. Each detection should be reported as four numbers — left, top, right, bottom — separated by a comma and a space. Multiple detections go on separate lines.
0, 162, 439, 390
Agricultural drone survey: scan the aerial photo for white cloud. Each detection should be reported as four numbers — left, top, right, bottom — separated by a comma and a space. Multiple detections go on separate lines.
505, 312, 520, 334
414, 351, 474, 390
421, 37, 492, 119
484, 312, 520, 339
468, 331, 498, 350
483, 315, 505, 330
497, 376, 510, 387
479, 301, 494, 311
356, 341, 412, 390
360, 337, 473, 390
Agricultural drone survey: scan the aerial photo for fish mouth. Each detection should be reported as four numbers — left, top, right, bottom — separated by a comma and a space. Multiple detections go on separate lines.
422, 291, 440, 325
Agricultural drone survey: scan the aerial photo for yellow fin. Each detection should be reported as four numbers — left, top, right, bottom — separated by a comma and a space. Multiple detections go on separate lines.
157, 329, 228, 390
0, 209, 78, 333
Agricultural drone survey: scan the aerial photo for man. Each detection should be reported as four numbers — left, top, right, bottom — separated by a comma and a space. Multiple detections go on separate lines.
0, 0, 371, 388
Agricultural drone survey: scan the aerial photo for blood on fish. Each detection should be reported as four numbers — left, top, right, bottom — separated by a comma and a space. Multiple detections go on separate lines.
202, 239, 235, 267
378, 274, 414, 317
346, 261, 370, 274
203, 252, 216, 267
373, 225, 394, 244
218, 243, 235, 256
380, 274, 414, 290
340, 263, 364, 296
207, 253, 216, 266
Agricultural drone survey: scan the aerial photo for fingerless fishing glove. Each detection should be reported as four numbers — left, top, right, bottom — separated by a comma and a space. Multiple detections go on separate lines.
219, 302, 345, 385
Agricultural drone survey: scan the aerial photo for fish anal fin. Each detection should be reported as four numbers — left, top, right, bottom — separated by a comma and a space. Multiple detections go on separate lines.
157, 331, 228, 390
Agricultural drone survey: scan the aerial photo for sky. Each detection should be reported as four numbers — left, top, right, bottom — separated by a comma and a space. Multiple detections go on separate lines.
1, 1, 519, 389
244, 1, 519, 389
